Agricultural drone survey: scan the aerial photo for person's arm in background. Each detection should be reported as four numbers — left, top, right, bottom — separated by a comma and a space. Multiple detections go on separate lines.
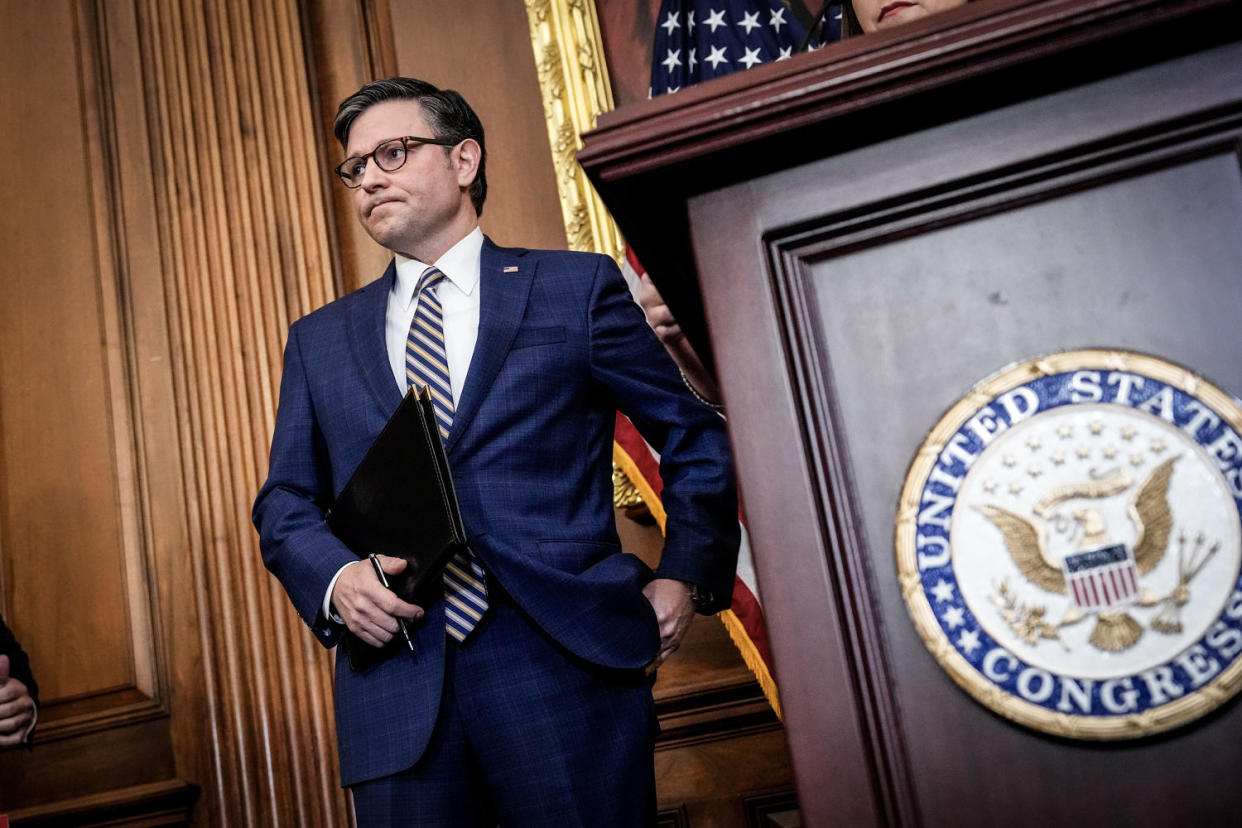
636, 273, 721, 408
0, 616, 38, 749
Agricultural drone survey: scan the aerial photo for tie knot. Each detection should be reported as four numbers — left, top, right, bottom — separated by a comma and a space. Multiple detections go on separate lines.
417, 266, 446, 296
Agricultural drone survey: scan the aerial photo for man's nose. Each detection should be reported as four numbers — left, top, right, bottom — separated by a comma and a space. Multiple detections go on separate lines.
359, 157, 387, 190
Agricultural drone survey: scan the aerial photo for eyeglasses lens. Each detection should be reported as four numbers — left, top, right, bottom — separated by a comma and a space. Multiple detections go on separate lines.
338, 138, 409, 188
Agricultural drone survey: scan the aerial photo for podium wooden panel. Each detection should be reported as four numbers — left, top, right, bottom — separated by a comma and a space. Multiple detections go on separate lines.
581, 1, 1242, 824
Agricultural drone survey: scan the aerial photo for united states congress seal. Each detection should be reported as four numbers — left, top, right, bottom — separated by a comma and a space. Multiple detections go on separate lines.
896, 350, 1242, 739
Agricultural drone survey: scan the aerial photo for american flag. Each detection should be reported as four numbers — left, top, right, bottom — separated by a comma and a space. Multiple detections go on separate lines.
650, 0, 841, 96
1064, 544, 1141, 611
621, 1, 843, 717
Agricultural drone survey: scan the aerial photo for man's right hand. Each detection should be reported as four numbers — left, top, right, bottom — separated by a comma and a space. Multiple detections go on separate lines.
331, 555, 424, 647
0, 654, 35, 749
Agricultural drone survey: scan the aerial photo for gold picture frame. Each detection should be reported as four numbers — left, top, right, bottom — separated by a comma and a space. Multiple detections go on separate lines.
523, 0, 625, 262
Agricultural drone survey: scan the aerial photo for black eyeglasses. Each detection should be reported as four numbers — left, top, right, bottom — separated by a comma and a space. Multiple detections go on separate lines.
334, 135, 457, 188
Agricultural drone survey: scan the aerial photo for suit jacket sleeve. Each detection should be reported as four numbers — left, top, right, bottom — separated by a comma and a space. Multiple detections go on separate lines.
252, 321, 359, 644
586, 255, 740, 612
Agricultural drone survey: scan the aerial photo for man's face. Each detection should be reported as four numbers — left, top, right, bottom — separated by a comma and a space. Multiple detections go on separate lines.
851, 0, 966, 32
343, 99, 478, 261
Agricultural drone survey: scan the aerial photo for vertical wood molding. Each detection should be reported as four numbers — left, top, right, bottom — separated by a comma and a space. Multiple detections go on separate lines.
302, 0, 396, 295
75, 0, 163, 715
360, 0, 398, 80
130, 0, 349, 822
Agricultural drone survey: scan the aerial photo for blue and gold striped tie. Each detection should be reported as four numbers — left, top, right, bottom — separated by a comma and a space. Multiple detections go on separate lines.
406, 266, 488, 642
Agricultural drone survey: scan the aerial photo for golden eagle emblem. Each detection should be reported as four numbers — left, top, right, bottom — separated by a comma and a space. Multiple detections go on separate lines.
975, 457, 1177, 651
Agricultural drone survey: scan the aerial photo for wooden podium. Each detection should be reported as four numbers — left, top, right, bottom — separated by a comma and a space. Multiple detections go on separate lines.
581, 1, 1242, 825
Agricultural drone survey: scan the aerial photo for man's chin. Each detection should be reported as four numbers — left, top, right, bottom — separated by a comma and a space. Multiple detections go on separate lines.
363, 219, 406, 251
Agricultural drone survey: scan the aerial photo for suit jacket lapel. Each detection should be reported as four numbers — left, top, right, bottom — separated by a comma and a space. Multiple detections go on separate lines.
446, 239, 532, 454
348, 259, 403, 415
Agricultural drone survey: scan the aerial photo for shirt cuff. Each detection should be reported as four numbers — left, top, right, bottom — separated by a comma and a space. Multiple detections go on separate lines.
322, 560, 363, 625
22, 703, 36, 744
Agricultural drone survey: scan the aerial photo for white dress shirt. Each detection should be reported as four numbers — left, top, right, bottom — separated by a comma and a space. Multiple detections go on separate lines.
385, 227, 483, 402
323, 226, 484, 619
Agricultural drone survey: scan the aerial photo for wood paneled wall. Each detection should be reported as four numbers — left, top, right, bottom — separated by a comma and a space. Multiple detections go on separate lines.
0, 0, 190, 817
0, 0, 348, 822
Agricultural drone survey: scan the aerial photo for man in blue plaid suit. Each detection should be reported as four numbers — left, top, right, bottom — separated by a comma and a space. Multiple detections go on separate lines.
253, 77, 738, 826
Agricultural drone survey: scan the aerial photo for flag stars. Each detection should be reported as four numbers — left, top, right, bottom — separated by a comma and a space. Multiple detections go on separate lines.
769, 7, 788, 33
739, 10, 761, 34
930, 579, 956, 603
662, 48, 682, 73
777, 45, 793, 60
957, 628, 982, 655
689, 48, 698, 69
704, 44, 728, 69
941, 606, 966, 629
687, 10, 696, 31
1121, 426, 1136, 441
704, 8, 727, 32
661, 11, 681, 35
738, 46, 763, 68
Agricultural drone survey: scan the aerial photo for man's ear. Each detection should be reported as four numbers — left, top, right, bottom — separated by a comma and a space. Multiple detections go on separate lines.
453, 139, 481, 189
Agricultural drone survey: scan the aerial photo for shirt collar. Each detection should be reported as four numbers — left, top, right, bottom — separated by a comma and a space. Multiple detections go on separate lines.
393, 226, 484, 308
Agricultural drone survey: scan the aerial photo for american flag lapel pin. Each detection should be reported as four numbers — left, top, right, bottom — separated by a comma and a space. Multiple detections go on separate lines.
504, 266, 519, 273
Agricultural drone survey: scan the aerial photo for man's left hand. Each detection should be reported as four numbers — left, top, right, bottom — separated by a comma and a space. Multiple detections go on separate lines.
642, 578, 696, 677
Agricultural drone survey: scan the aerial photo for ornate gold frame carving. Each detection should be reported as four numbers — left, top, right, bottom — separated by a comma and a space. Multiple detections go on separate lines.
523, 0, 625, 261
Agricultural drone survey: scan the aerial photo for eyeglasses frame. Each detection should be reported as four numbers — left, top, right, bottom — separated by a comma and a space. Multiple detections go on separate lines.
334, 135, 459, 188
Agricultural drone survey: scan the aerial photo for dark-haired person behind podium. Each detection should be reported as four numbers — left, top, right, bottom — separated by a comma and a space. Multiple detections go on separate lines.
253, 77, 738, 826
0, 613, 37, 749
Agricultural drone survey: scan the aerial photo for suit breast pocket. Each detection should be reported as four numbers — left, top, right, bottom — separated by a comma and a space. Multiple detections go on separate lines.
511, 325, 566, 349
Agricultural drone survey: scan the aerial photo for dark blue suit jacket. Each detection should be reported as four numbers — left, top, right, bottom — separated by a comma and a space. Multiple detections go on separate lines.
253, 239, 738, 786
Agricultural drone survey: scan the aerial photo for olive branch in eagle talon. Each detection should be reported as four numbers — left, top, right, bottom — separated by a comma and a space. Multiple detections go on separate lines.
990, 579, 1077, 650
974, 456, 1178, 652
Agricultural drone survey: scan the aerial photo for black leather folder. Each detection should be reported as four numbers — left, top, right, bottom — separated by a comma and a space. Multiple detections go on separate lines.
325, 385, 467, 670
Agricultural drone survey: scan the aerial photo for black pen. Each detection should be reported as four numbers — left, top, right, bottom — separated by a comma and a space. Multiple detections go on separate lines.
369, 554, 415, 652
